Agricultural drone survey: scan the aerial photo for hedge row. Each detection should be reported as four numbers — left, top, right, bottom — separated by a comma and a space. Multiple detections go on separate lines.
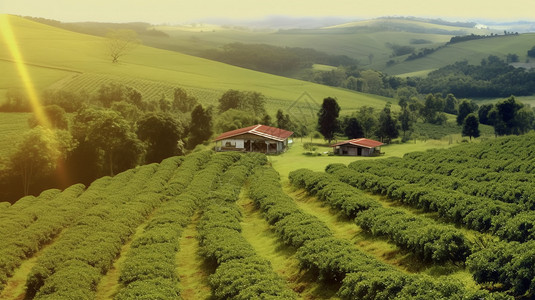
0, 184, 85, 292
198, 153, 295, 299
328, 163, 534, 243
467, 240, 535, 297
353, 158, 535, 209
289, 168, 472, 263
114, 152, 215, 300
26, 159, 179, 299
249, 166, 503, 299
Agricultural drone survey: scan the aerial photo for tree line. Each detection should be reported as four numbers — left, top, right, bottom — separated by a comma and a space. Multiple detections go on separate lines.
201, 42, 357, 76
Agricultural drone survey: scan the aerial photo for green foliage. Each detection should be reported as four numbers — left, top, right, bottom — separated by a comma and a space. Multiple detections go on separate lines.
488, 96, 534, 135
218, 89, 267, 117
202, 42, 356, 76
25, 163, 166, 298
71, 107, 144, 176
457, 100, 478, 125
188, 105, 213, 149
291, 168, 471, 263
136, 113, 186, 163
462, 113, 480, 140
172, 87, 198, 113
28, 105, 69, 129
467, 240, 535, 296
417, 56, 535, 98
317, 97, 340, 143
376, 103, 399, 143
527, 45, 535, 58
343, 117, 364, 139
195, 153, 295, 299
215, 109, 260, 133
9, 126, 76, 195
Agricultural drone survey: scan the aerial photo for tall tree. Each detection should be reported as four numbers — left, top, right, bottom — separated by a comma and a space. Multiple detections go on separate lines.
444, 94, 458, 115
137, 113, 186, 163
399, 106, 413, 140
478, 104, 494, 125
188, 105, 213, 149
457, 100, 477, 125
462, 113, 480, 140
344, 117, 364, 139
317, 97, 340, 143
376, 103, 399, 143
357, 106, 377, 138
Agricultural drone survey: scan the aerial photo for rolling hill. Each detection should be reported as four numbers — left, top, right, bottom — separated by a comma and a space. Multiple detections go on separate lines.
0, 14, 390, 115
142, 17, 535, 78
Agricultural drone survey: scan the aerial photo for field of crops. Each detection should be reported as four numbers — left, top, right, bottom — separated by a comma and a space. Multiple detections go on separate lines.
0, 112, 31, 168
3, 133, 535, 299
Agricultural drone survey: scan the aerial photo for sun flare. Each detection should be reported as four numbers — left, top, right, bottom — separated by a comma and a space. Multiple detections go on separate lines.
0, 15, 51, 129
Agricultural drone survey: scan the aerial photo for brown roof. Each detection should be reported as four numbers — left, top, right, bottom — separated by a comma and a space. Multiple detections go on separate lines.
330, 138, 384, 149
214, 124, 293, 142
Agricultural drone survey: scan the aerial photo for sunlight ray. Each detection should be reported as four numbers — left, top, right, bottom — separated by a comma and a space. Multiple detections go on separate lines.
0, 15, 51, 128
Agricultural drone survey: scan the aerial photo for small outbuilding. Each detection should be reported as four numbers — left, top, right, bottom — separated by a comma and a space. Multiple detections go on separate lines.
214, 124, 293, 154
330, 138, 384, 156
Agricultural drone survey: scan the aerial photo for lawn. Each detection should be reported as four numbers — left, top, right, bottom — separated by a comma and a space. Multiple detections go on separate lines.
269, 137, 460, 181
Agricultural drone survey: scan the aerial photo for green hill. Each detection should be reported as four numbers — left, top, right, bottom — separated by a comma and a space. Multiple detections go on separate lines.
386, 33, 535, 76
0, 14, 390, 116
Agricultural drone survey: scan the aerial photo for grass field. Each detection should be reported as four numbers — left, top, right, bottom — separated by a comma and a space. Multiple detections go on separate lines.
269, 136, 463, 181
0, 14, 390, 115
0, 14, 393, 160
384, 33, 535, 75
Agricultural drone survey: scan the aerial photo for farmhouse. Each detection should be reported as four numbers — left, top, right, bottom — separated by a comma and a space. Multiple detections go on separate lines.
214, 124, 293, 154
330, 138, 384, 156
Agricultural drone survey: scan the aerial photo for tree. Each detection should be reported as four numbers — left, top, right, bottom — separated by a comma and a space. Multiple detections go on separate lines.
172, 88, 198, 113
215, 109, 259, 133
399, 106, 413, 140
10, 127, 76, 195
96, 83, 143, 108
71, 108, 143, 176
317, 97, 340, 143
357, 106, 377, 138
457, 100, 477, 125
527, 46, 535, 58
444, 94, 458, 115
106, 29, 139, 63
376, 103, 399, 143
488, 96, 531, 135
276, 109, 296, 132
344, 117, 364, 139
217, 90, 266, 116
462, 113, 480, 140
218, 90, 242, 112
136, 113, 186, 163
28, 105, 69, 129
478, 104, 494, 125
188, 105, 213, 149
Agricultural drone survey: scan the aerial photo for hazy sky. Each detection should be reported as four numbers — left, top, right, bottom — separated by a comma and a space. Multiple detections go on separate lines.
1, 0, 534, 24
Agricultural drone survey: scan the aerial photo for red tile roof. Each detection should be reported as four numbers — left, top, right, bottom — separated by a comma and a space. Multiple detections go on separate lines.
330, 138, 384, 148
214, 124, 293, 142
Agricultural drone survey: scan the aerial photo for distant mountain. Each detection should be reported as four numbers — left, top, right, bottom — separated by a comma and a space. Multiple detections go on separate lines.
191, 15, 360, 29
